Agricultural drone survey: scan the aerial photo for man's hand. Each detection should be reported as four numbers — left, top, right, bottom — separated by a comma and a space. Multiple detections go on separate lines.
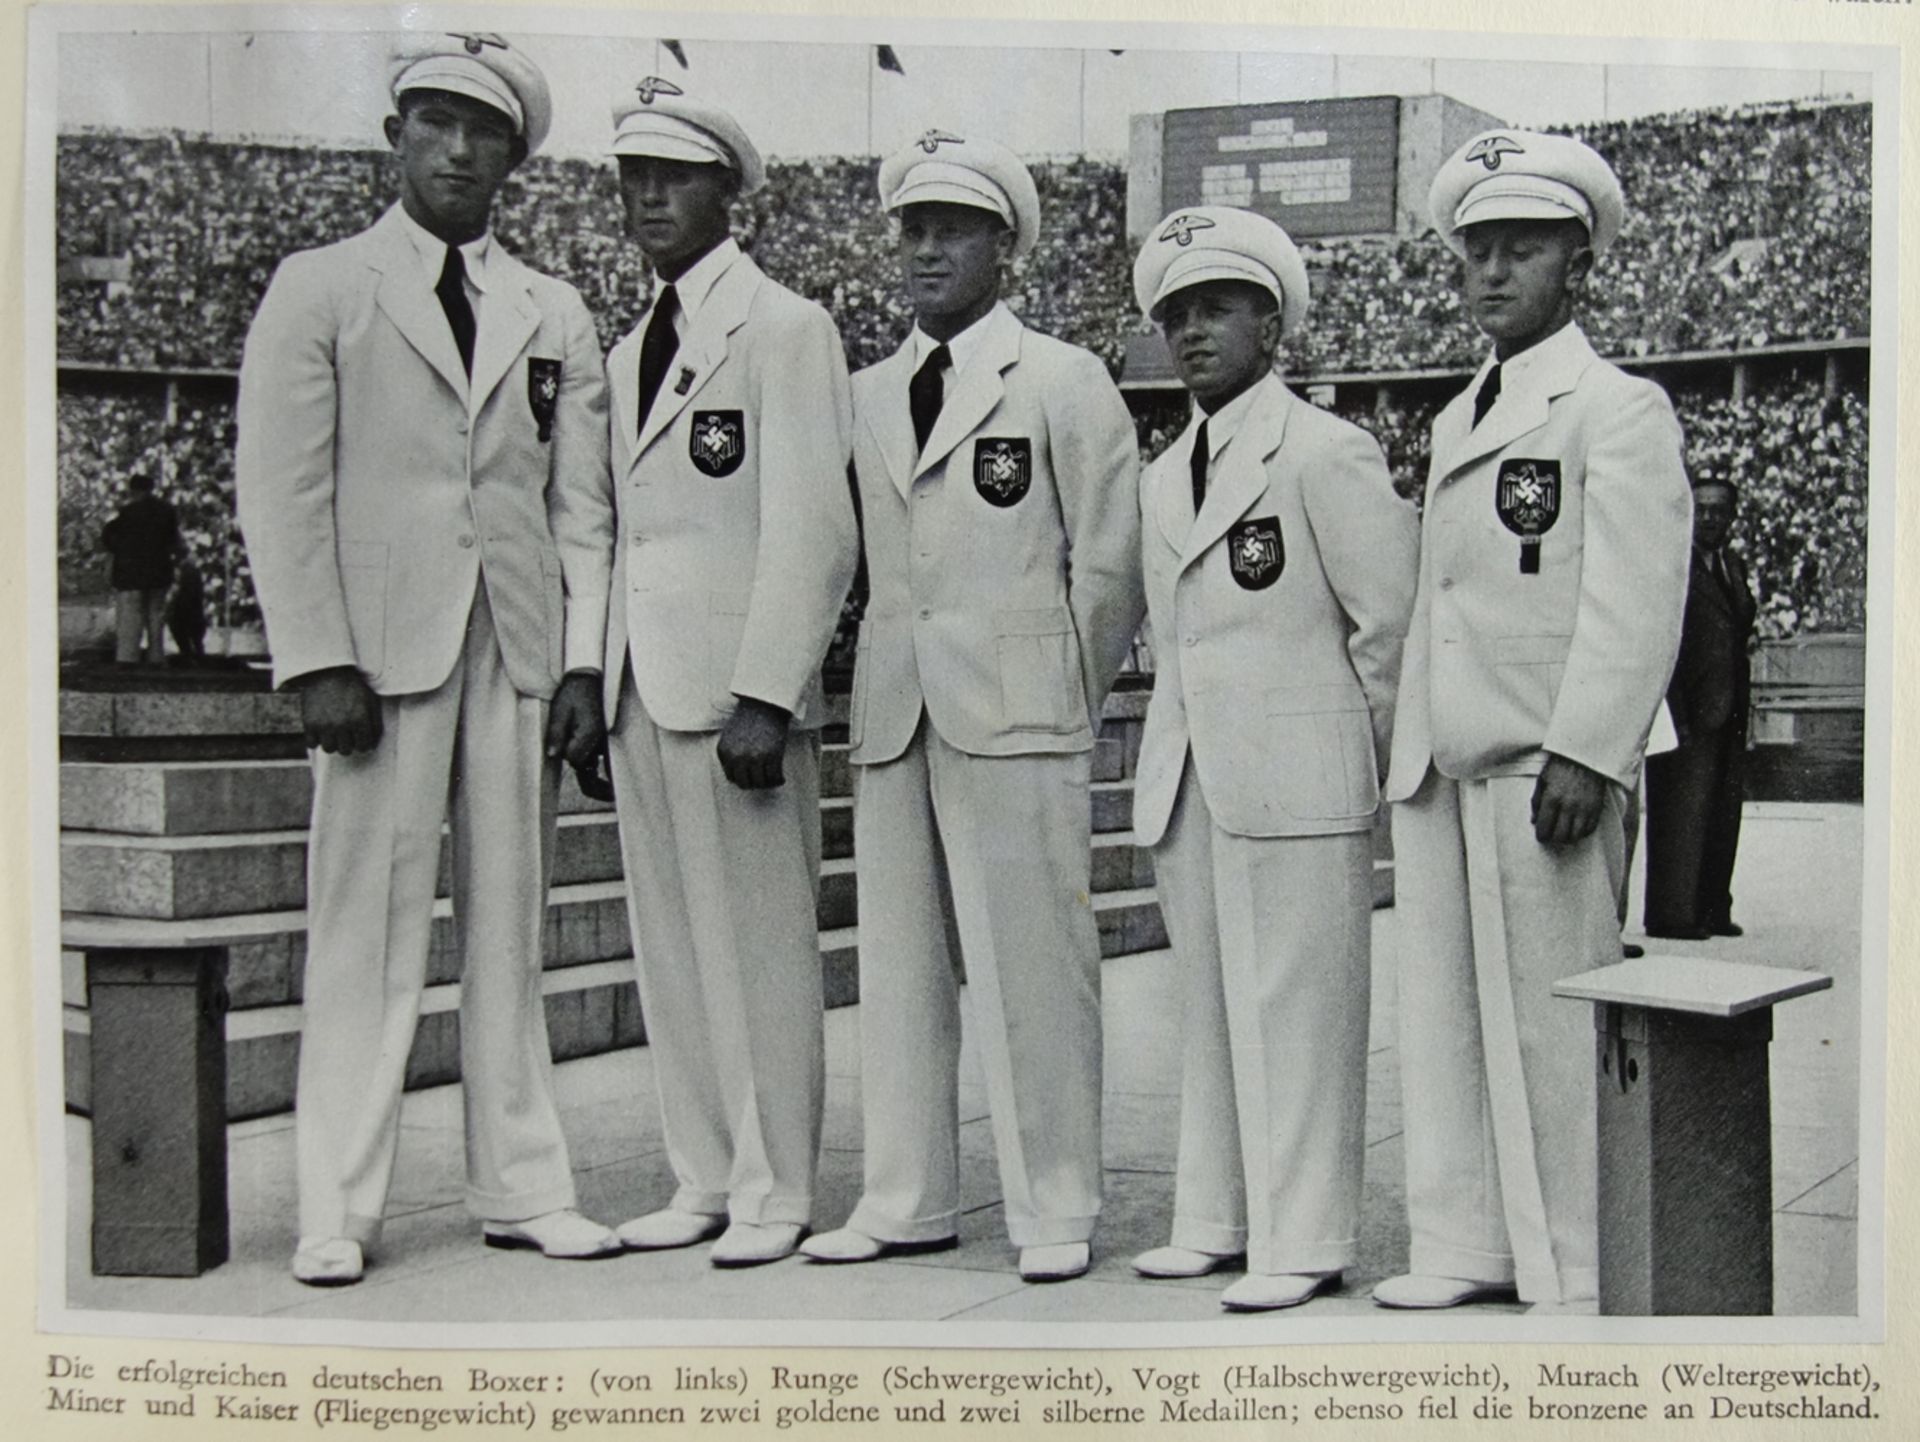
546, 671, 613, 801
1530, 754, 1610, 845
717, 696, 792, 790
299, 667, 382, 755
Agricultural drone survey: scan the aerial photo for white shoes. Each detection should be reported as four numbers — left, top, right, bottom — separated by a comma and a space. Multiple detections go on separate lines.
291, 1236, 364, 1287
1132, 1245, 1242, 1279
799, 1227, 959, 1263
1220, 1271, 1341, 1312
1371, 1273, 1520, 1309
482, 1208, 622, 1259
1019, 1242, 1091, 1282
709, 1222, 806, 1268
615, 1208, 728, 1251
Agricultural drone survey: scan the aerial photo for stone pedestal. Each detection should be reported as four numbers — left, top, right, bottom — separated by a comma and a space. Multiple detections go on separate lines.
87, 947, 229, 1276
1554, 956, 1830, 1316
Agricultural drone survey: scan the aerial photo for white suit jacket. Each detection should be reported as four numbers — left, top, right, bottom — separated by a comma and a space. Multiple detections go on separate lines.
235, 205, 612, 698
602, 249, 857, 733
848, 304, 1145, 762
1134, 377, 1419, 845
1385, 324, 1692, 799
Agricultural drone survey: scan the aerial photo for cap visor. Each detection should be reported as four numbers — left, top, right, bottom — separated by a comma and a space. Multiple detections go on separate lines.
887, 177, 1012, 226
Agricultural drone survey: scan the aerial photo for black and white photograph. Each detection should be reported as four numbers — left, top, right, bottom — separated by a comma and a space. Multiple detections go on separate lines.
24, 4, 1893, 1354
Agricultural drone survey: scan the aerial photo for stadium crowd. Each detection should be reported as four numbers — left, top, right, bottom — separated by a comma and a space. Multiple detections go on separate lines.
55, 101, 1870, 641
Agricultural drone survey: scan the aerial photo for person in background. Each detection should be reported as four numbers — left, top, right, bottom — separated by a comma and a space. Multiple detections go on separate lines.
1643, 476, 1757, 941
100, 472, 179, 664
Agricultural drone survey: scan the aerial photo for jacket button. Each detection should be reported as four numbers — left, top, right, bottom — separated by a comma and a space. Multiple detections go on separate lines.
455, 417, 469, 434
458, 535, 475, 549
1183, 635, 1198, 647
1439, 576, 1454, 590
918, 607, 932, 620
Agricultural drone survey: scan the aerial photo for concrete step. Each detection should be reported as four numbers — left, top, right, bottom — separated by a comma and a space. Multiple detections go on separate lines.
62, 885, 1174, 1123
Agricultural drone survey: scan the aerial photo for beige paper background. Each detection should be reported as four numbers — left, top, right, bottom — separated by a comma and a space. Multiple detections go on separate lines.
2, 0, 1911, 1435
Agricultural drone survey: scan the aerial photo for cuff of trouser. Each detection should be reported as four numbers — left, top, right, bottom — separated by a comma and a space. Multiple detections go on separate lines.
345, 1212, 385, 1249
469, 1180, 579, 1224
1006, 1212, 1099, 1248
847, 1199, 960, 1245
1171, 1217, 1248, 1256
1409, 1234, 1516, 1286
1517, 1263, 1598, 1306
670, 1185, 731, 1219
726, 1194, 813, 1226
1250, 1235, 1358, 1276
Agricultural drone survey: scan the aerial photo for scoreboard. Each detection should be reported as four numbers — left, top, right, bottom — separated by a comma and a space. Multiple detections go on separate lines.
1160, 96, 1401, 239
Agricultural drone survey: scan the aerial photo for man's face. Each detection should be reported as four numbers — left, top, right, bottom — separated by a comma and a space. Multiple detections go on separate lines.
1460, 219, 1591, 359
617, 156, 738, 279
384, 90, 521, 244
894, 203, 1011, 332
1157, 281, 1280, 412
1693, 483, 1737, 551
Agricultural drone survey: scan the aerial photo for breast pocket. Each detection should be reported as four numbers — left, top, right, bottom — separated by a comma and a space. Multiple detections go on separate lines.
1265, 685, 1379, 821
994, 607, 1085, 733
339, 540, 388, 678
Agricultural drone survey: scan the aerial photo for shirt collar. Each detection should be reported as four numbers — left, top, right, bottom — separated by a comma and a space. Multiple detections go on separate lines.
659, 237, 742, 326
911, 301, 1006, 378
1190, 371, 1269, 462
397, 206, 494, 292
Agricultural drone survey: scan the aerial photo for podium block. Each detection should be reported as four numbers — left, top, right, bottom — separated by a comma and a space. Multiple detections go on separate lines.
87, 948, 230, 1276
1554, 956, 1830, 1316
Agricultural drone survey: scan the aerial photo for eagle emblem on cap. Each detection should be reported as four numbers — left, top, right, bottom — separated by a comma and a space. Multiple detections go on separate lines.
636, 76, 685, 105
1159, 214, 1216, 248
1465, 135, 1526, 172
916, 128, 965, 154
447, 32, 509, 55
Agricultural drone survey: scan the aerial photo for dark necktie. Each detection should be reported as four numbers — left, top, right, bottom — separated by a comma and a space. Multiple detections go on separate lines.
436, 244, 476, 377
1471, 362, 1503, 428
910, 343, 951, 453
1189, 418, 1211, 516
635, 283, 681, 436
1712, 547, 1734, 593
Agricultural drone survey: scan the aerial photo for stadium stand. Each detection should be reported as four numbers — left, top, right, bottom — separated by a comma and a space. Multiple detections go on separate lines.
55, 101, 1871, 640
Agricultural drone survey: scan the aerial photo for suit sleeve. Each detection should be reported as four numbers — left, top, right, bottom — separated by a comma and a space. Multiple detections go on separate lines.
1541, 380, 1693, 785
233, 254, 356, 689
1050, 349, 1147, 715
543, 285, 615, 676
728, 303, 859, 715
1299, 425, 1420, 777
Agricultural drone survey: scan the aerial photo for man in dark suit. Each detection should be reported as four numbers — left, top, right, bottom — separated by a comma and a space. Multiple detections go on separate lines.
1644, 476, 1756, 940
100, 473, 179, 664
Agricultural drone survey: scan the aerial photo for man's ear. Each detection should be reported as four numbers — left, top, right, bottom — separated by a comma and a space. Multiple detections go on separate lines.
1566, 241, 1594, 298
507, 135, 529, 170
994, 224, 1016, 266
382, 114, 403, 150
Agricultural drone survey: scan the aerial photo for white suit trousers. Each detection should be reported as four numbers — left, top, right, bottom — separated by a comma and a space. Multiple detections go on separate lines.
607, 675, 825, 1226
1390, 769, 1624, 1304
847, 721, 1103, 1248
1155, 762, 1372, 1275
297, 586, 576, 1244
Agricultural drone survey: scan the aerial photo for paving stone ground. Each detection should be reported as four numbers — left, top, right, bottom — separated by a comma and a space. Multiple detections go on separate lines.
63, 804, 1865, 1336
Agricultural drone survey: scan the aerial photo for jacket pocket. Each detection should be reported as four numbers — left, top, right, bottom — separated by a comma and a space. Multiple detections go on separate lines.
1493, 632, 1572, 720
339, 540, 388, 679
1264, 684, 1379, 821
708, 592, 752, 709
994, 607, 1084, 733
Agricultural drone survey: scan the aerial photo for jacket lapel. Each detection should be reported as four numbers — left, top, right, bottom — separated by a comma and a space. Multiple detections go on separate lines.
1180, 378, 1291, 574
865, 343, 920, 503
368, 208, 470, 399
913, 306, 1020, 483
631, 255, 762, 471
1435, 328, 1599, 484
1152, 412, 1201, 558
468, 249, 541, 416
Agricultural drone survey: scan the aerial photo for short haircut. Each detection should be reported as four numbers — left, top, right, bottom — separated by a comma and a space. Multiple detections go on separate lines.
129, 473, 155, 493
1692, 475, 1739, 499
